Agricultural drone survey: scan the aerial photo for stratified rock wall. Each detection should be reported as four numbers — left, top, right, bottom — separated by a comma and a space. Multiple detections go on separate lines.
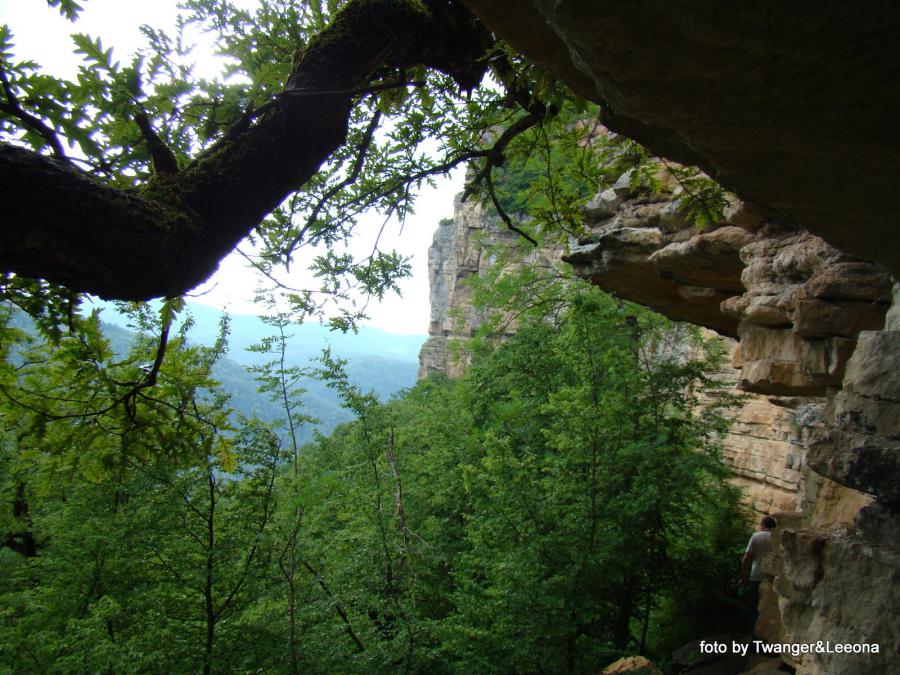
418, 194, 554, 378
718, 378, 805, 515
564, 159, 893, 400
417, 195, 503, 378
564, 157, 897, 673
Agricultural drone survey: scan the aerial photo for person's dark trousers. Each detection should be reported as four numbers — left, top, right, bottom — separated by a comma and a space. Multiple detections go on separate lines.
748, 580, 762, 643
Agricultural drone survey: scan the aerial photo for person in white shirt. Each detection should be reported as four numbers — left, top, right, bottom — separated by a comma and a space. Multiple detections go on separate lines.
741, 515, 777, 638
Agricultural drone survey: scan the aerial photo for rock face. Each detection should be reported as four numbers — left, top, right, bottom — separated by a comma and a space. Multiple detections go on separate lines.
717, 380, 805, 516
420, 151, 899, 672
806, 293, 900, 503
762, 508, 898, 675
418, 194, 555, 378
564, 161, 894, 399
564, 158, 898, 672
459, 1, 900, 277
417, 196, 503, 378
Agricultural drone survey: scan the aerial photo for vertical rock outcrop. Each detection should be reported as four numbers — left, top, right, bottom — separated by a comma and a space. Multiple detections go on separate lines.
718, 382, 806, 515
417, 196, 497, 379
418, 194, 555, 378
565, 156, 898, 674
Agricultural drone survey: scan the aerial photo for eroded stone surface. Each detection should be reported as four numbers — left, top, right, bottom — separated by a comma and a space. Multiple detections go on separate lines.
417, 194, 556, 378
566, 161, 892, 398
807, 328, 900, 504
460, 0, 900, 276
763, 514, 899, 675
566, 164, 746, 337
718, 386, 805, 514
649, 226, 753, 292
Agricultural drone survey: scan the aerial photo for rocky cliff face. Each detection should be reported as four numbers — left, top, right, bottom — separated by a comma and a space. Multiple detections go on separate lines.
565, 159, 898, 673
420, 152, 898, 672
418, 194, 556, 378
417, 196, 496, 379
565, 166, 894, 399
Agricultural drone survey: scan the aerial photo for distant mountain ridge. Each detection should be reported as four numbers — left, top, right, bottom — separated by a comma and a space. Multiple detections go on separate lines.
93, 300, 425, 366
21, 301, 425, 444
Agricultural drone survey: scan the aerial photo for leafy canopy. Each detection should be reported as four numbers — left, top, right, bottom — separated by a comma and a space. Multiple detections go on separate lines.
0, 0, 596, 328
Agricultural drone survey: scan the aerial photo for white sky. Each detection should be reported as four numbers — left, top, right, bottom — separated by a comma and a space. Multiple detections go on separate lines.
0, 0, 462, 334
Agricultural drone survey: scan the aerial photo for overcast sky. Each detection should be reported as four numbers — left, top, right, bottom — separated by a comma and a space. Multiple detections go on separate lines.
0, 0, 462, 334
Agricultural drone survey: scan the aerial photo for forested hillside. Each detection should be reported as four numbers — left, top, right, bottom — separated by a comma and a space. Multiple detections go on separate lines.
98, 301, 422, 438
1, 283, 749, 673
6, 301, 420, 443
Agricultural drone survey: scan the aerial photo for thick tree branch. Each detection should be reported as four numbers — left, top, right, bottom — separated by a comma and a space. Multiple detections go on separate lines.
302, 557, 366, 653
0, 0, 491, 300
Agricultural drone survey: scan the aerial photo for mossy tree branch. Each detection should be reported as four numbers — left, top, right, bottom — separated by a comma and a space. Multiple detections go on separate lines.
0, 0, 491, 301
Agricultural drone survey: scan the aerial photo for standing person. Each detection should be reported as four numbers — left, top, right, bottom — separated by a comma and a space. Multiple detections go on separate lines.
741, 515, 777, 639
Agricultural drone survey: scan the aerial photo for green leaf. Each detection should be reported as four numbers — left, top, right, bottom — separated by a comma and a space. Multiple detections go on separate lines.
159, 297, 185, 329
47, 0, 83, 21
71, 33, 118, 72
0, 24, 14, 59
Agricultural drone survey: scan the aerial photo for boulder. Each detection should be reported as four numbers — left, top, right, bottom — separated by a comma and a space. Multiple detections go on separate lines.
600, 655, 662, 675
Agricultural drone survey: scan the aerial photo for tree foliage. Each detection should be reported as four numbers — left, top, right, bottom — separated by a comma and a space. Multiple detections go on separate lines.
0, 3, 752, 672
1, 280, 749, 672
0, 0, 586, 319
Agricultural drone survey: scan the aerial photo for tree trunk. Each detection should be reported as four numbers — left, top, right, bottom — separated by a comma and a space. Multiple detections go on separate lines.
4, 484, 37, 557
287, 562, 300, 675
204, 467, 217, 675
614, 573, 636, 651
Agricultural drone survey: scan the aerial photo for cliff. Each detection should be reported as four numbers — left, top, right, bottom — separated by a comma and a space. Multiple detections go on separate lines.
441, 7, 899, 670
420, 153, 898, 672
417, 197, 503, 379
420, 165, 830, 514
565, 161, 898, 674
418, 195, 558, 378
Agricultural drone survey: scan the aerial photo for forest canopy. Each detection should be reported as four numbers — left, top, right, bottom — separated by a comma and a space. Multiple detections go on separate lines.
0, 275, 749, 673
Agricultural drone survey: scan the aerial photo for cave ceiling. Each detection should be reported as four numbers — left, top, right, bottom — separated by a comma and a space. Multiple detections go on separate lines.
462, 1, 900, 276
